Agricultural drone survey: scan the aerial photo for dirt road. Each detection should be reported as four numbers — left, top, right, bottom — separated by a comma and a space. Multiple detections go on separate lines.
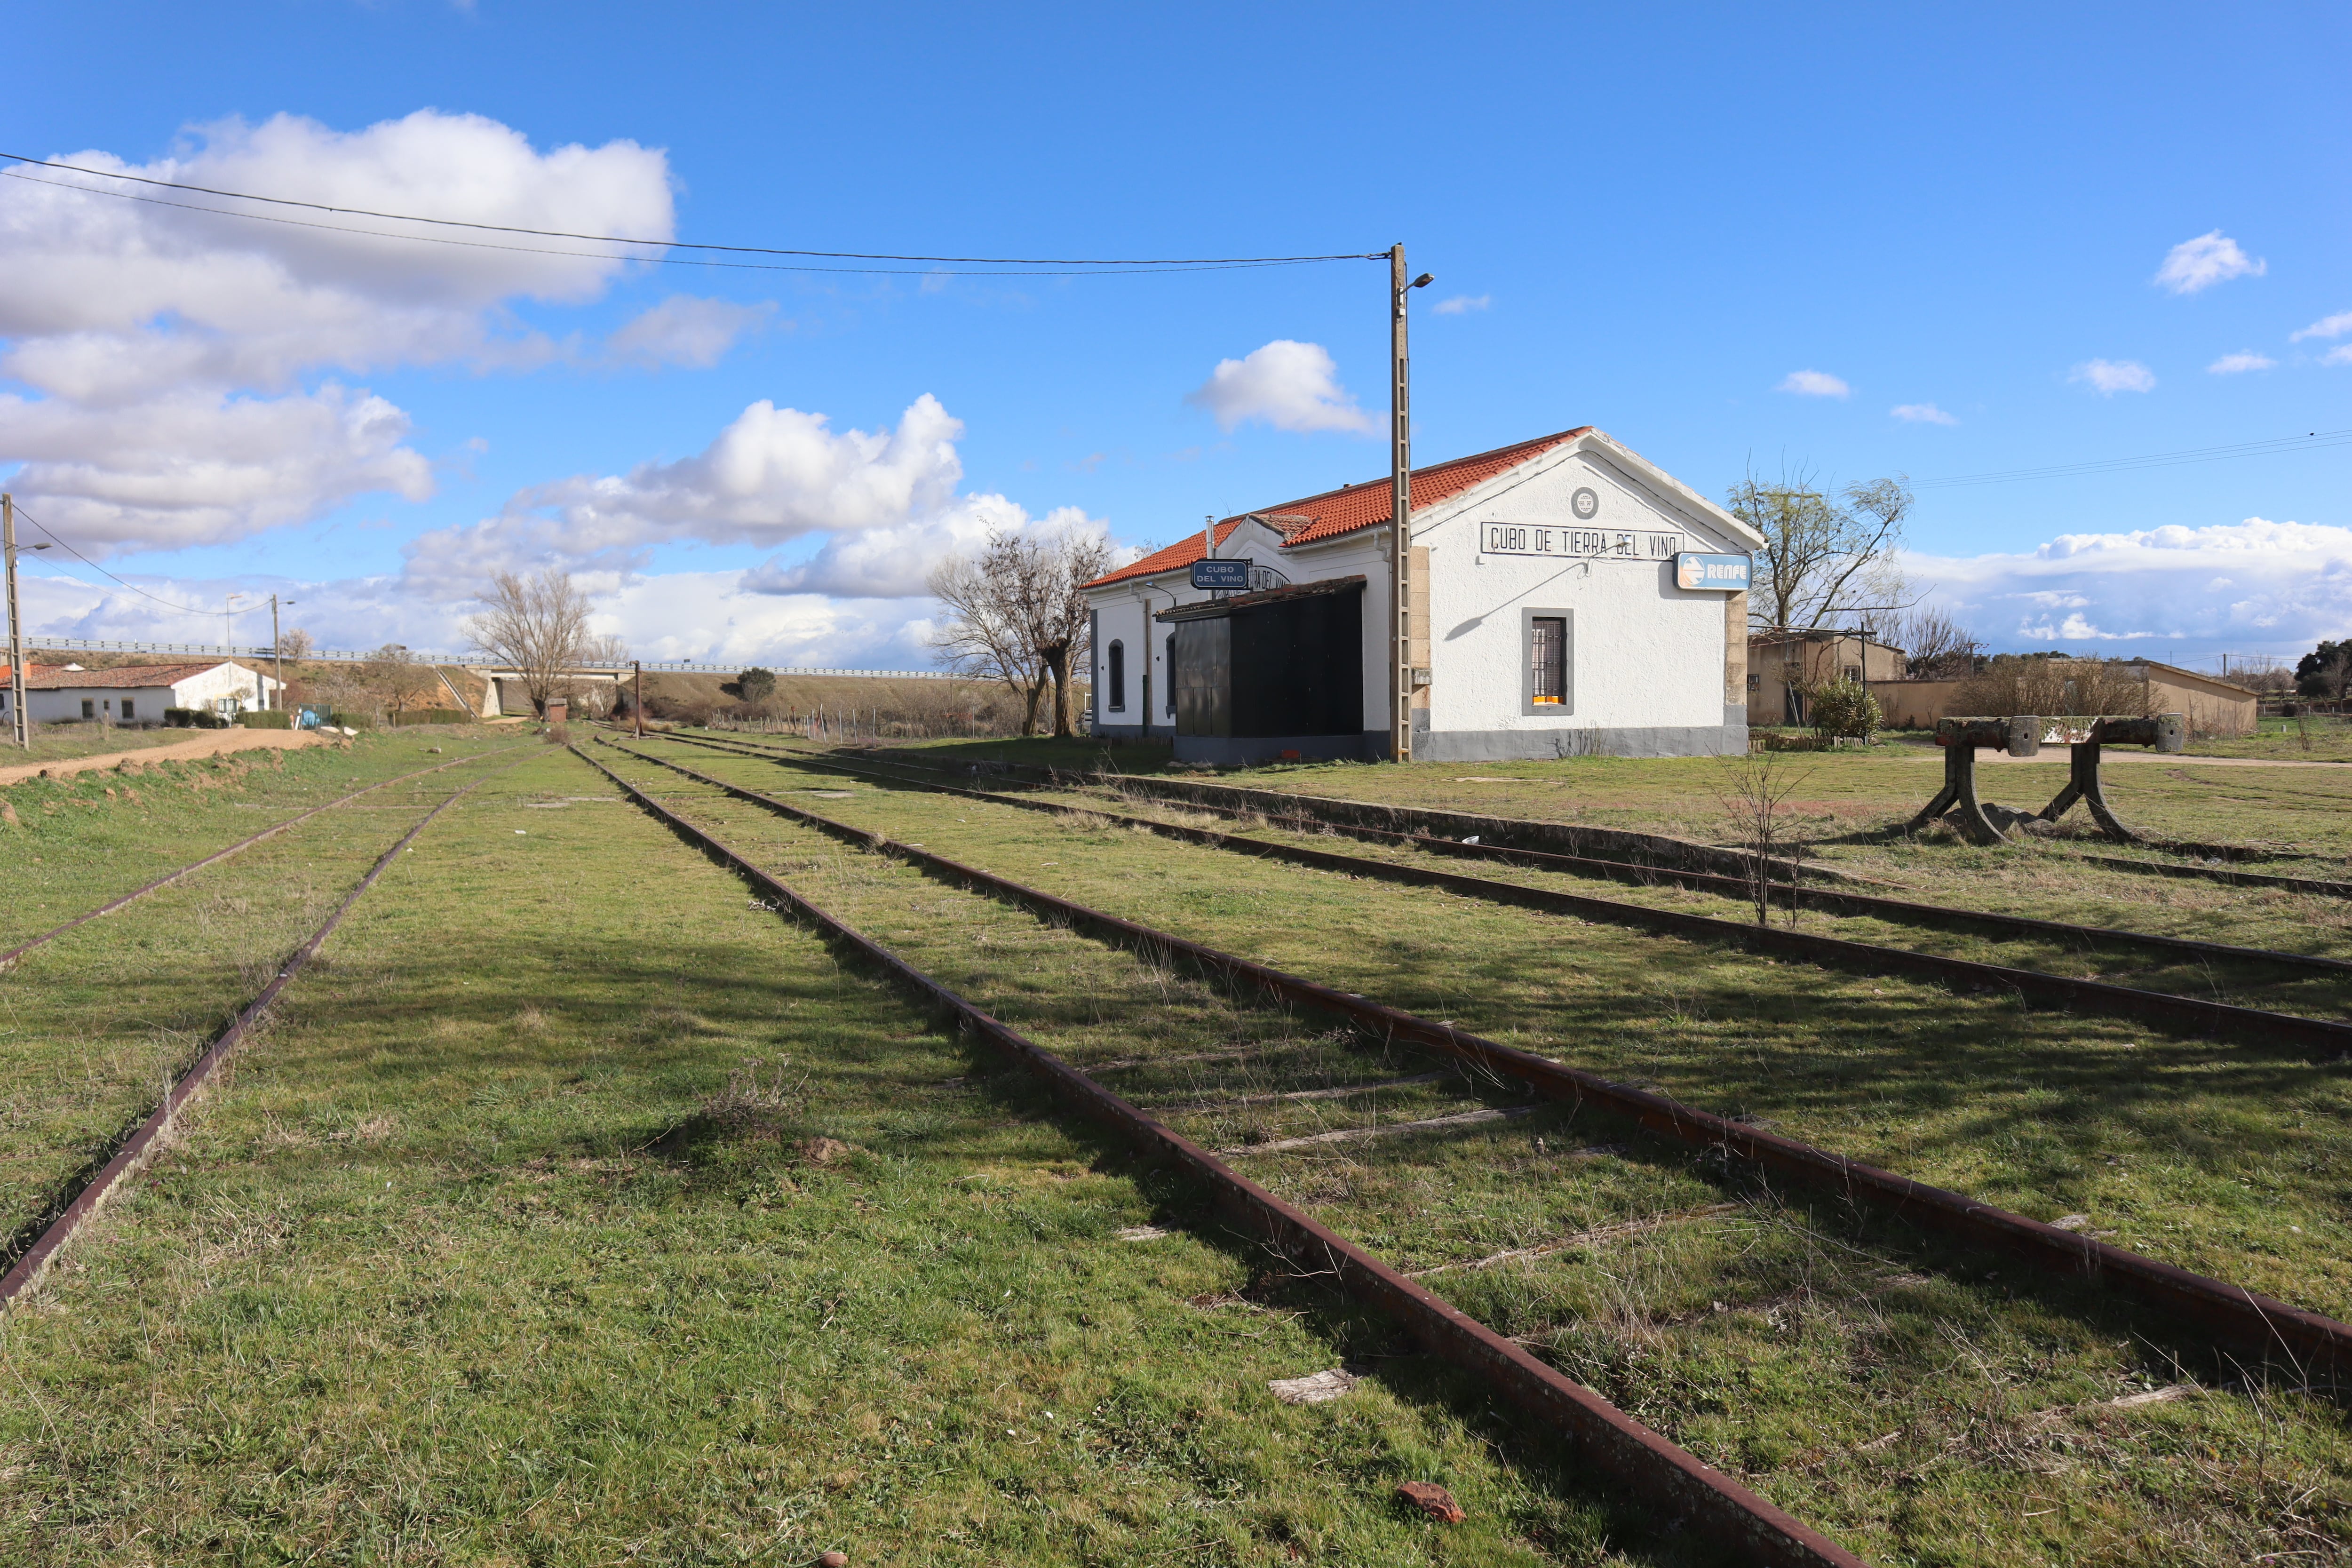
0, 726, 340, 787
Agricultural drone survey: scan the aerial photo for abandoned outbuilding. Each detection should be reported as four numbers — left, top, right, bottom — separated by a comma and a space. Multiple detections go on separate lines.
1079, 427, 1763, 764
1746, 629, 1908, 726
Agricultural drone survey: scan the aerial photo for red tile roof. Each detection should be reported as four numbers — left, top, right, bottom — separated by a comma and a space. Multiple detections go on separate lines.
1083, 427, 1593, 590
1, 662, 224, 689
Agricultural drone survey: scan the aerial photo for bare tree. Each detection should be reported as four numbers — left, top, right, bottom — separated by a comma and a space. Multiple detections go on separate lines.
463, 568, 593, 717
1732, 468, 1914, 635
277, 627, 316, 662
1885, 604, 1977, 678
363, 644, 438, 716
927, 525, 1113, 736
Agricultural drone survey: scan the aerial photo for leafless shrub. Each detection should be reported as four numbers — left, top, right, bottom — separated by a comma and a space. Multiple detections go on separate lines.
1713, 750, 1810, 925
1954, 655, 2152, 721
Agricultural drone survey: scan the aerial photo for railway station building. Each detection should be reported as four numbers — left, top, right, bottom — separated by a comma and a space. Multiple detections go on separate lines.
1079, 427, 1764, 764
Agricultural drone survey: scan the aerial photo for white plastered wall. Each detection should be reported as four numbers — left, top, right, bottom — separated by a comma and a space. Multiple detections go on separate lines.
1413, 439, 1760, 748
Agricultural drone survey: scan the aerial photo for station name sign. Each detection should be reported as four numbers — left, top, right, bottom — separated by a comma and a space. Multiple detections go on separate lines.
1191, 558, 1252, 590
1674, 552, 1752, 591
1481, 523, 1683, 561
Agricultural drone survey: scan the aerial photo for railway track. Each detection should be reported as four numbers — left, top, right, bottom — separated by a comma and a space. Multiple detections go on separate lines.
624, 734, 2352, 1054
761, 735, 2352, 982
572, 743, 1863, 1566
585, 739, 2352, 1367
580, 740, 2352, 1562
0, 771, 501, 1305
799, 733, 2352, 901
1, 743, 530, 971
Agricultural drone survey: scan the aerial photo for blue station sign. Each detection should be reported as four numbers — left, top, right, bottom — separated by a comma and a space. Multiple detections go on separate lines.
1191, 557, 1252, 590
1674, 552, 1752, 592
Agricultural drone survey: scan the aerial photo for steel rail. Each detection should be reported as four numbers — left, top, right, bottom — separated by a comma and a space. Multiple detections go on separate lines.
630, 735, 2352, 1054
2067, 852, 2352, 900
0, 743, 531, 971
735, 737, 2352, 982
831, 737, 2352, 903
568, 745, 1868, 1568
585, 738, 2352, 1379
0, 771, 501, 1306
679, 725, 1874, 884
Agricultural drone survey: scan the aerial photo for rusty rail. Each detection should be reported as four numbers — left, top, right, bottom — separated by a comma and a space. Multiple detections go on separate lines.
732, 736, 2352, 984
585, 740, 2352, 1380
569, 745, 1870, 1567
1, 744, 531, 971
0, 772, 501, 1306
627, 735, 2352, 1053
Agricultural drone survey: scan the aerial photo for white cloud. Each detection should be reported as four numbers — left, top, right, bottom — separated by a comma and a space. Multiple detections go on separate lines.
2290, 311, 2352, 343
1, 384, 434, 552
0, 110, 675, 554
1905, 516, 2352, 655
401, 395, 968, 594
1776, 370, 1850, 398
2207, 350, 2276, 374
603, 296, 776, 370
1890, 402, 1958, 425
2153, 230, 2265, 294
1431, 294, 1490, 315
743, 500, 1107, 600
2327, 345, 2352, 368
2069, 358, 2156, 395
1185, 341, 1378, 434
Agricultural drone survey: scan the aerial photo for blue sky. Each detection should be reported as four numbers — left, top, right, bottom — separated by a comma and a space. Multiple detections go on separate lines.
4, 1, 2348, 671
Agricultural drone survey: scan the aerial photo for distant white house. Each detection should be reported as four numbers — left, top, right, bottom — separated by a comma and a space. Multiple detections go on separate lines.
0, 661, 284, 728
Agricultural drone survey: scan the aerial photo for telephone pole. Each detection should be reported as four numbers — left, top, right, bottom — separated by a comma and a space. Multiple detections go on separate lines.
1387, 245, 1433, 763
4, 495, 25, 749
633, 660, 644, 738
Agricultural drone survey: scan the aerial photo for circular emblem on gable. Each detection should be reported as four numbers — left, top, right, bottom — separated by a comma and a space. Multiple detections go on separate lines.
1570, 486, 1600, 520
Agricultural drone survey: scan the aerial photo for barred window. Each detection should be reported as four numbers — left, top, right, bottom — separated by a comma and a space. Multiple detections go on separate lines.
1107, 640, 1127, 712
1530, 617, 1567, 705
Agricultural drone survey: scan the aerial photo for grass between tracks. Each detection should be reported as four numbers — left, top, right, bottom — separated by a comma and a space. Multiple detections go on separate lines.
592, 739, 2352, 1564
855, 730, 2352, 871
0, 744, 528, 1258
0, 749, 1626, 1568
0, 726, 525, 951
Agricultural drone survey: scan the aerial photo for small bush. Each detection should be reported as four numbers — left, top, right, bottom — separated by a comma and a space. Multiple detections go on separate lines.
238, 709, 292, 730
543, 722, 571, 745
1807, 678, 1881, 741
326, 712, 375, 731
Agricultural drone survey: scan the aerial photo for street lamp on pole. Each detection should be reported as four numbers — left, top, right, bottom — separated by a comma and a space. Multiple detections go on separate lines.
1386, 244, 1435, 764
272, 596, 297, 712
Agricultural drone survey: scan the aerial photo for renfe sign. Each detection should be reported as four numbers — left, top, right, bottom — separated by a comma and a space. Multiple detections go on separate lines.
1674, 552, 1752, 591
1481, 523, 1683, 560
1191, 558, 1251, 590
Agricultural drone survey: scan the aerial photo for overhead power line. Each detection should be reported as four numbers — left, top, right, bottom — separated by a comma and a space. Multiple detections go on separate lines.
0, 152, 1380, 277
13, 506, 236, 617
1915, 428, 2352, 489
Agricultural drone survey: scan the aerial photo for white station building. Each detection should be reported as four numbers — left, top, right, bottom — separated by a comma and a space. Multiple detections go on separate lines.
1079, 427, 1764, 764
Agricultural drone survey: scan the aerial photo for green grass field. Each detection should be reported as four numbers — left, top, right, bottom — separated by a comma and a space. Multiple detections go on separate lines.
579, 735, 2352, 1563
8, 731, 2352, 1564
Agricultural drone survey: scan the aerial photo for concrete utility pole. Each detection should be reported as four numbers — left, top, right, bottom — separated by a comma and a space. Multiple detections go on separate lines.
1387, 245, 1433, 763
3, 494, 26, 749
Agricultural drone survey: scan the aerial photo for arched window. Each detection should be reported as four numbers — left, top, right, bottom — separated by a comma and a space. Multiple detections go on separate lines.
1107, 640, 1127, 711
